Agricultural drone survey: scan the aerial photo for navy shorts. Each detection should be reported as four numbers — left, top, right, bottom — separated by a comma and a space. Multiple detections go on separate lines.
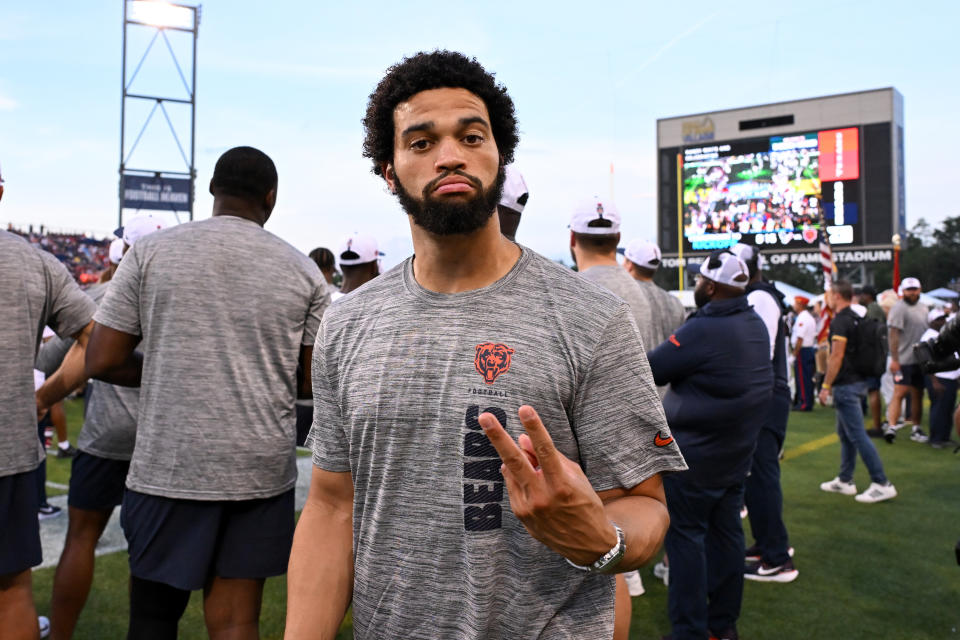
865, 376, 882, 391
121, 488, 295, 591
0, 467, 42, 575
68, 451, 130, 511
896, 364, 925, 389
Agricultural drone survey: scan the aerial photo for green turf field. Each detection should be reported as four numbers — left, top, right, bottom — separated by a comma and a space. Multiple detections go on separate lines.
33, 398, 960, 638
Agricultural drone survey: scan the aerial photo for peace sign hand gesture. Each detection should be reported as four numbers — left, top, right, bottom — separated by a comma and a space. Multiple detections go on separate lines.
478, 405, 618, 566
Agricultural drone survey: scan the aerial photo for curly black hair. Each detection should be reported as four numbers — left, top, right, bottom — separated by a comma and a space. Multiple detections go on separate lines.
362, 51, 519, 177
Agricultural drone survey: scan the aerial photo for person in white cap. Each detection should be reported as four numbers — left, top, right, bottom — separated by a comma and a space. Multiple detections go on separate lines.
622, 238, 686, 347
645, 249, 773, 640
570, 197, 656, 350
333, 232, 383, 300
46, 215, 166, 640
920, 309, 958, 447
497, 164, 528, 242
0, 159, 98, 640
568, 198, 658, 624
886, 277, 929, 442
728, 243, 797, 584
99, 237, 126, 285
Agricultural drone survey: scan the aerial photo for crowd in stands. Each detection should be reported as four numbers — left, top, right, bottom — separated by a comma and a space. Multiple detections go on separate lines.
6, 224, 110, 284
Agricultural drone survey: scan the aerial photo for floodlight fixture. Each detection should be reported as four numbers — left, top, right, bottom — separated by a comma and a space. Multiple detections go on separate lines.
127, 0, 195, 30
119, 0, 200, 227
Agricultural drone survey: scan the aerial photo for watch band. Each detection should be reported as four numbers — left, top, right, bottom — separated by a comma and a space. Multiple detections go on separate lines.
565, 523, 626, 573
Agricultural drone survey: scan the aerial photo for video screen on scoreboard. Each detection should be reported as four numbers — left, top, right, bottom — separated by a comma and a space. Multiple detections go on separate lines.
681, 127, 860, 252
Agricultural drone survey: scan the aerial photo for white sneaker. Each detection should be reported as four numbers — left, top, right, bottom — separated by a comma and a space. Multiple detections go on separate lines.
623, 570, 645, 596
910, 427, 929, 443
855, 482, 897, 503
653, 561, 669, 586
38, 616, 50, 638
819, 477, 857, 495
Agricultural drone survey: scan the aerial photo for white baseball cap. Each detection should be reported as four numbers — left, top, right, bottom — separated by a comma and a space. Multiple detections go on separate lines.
121, 214, 168, 247
928, 308, 946, 323
899, 277, 922, 292
108, 237, 125, 264
569, 197, 620, 234
622, 239, 661, 270
337, 232, 383, 266
698, 250, 750, 289
498, 165, 528, 213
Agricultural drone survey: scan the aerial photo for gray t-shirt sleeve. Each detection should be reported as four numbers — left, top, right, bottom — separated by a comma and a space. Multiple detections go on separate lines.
303, 281, 332, 346
39, 250, 96, 339
94, 245, 142, 335
35, 335, 75, 376
886, 303, 904, 331
573, 303, 686, 492
310, 318, 351, 472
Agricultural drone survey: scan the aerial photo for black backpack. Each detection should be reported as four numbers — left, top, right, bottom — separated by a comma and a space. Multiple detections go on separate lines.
851, 315, 888, 378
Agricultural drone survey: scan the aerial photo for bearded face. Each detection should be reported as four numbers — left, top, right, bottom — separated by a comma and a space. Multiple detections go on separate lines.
395, 166, 505, 236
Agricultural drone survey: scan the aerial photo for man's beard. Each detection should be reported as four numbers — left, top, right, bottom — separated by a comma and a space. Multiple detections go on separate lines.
395, 166, 505, 236
694, 287, 711, 309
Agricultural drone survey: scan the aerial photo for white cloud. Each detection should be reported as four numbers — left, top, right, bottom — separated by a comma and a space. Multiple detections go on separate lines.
0, 94, 17, 111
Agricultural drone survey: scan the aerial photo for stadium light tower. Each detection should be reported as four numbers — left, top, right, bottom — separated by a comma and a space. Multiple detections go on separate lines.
119, 0, 200, 228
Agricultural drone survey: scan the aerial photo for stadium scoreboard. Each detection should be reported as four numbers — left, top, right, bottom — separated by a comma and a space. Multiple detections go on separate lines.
656, 88, 904, 266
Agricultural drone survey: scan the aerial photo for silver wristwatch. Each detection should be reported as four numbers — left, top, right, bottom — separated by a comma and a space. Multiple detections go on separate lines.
565, 523, 626, 573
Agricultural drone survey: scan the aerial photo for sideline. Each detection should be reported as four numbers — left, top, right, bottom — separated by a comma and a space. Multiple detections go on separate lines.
782, 433, 838, 461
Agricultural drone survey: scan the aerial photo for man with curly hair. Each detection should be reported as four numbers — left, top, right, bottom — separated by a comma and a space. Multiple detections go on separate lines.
286, 51, 686, 640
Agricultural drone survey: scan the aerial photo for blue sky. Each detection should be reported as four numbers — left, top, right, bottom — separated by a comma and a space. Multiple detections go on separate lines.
2, 0, 958, 269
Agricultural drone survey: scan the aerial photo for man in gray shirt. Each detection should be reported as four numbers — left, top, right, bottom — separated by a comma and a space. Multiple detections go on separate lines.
0, 161, 98, 640
286, 51, 687, 640
623, 237, 687, 345
86, 147, 330, 638
886, 277, 930, 442
570, 197, 656, 351
568, 197, 662, 635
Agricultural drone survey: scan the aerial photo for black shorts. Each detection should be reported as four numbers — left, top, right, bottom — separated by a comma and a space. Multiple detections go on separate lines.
0, 467, 42, 575
865, 376, 882, 391
121, 488, 295, 591
68, 451, 130, 511
896, 364, 925, 389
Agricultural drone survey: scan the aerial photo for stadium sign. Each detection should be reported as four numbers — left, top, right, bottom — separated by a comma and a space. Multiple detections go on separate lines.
121, 175, 191, 211
662, 248, 893, 269
657, 88, 904, 262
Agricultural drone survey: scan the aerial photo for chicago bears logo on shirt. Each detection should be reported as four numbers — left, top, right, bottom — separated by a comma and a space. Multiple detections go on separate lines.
474, 342, 514, 385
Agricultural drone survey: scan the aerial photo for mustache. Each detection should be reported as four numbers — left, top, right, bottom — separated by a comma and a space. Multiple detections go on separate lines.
422, 170, 483, 197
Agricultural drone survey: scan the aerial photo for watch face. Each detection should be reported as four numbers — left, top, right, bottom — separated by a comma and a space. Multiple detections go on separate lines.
592, 524, 625, 572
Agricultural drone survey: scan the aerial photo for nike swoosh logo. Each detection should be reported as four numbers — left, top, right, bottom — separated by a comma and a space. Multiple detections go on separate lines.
654, 431, 674, 447
757, 564, 785, 576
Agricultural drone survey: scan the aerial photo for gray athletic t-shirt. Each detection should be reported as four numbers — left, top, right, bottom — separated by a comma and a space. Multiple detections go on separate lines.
78, 284, 140, 460
0, 231, 96, 477
579, 265, 656, 351
95, 216, 330, 500
311, 248, 686, 640
641, 280, 686, 347
887, 300, 929, 364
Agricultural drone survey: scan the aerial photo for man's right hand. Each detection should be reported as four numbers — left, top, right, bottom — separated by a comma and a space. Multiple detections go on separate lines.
889, 360, 901, 375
